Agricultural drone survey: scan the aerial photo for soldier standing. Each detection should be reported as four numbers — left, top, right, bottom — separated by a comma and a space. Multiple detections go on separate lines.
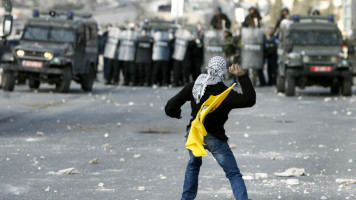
99, 24, 112, 81
103, 27, 120, 85
242, 6, 266, 86
172, 29, 192, 86
264, 27, 278, 85
242, 6, 262, 28
190, 26, 205, 81
274, 7, 289, 35
210, 6, 231, 30
118, 28, 138, 86
135, 29, 153, 86
152, 30, 171, 87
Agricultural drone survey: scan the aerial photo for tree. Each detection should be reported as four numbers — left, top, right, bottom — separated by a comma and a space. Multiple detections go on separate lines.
269, 0, 283, 26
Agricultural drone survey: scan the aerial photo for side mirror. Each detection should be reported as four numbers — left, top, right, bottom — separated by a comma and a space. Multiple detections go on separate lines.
3, 15, 13, 36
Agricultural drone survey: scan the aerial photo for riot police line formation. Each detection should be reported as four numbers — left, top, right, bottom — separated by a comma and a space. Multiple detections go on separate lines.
98, 6, 294, 88
99, 24, 204, 87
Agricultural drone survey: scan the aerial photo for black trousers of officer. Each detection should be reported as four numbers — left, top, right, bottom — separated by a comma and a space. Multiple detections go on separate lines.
191, 57, 202, 81
122, 61, 137, 85
266, 55, 277, 85
103, 57, 109, 80
173, 60, 191, 86
136, 62, 152, 86
152, 61, 169, 86
106, 59, 121, 84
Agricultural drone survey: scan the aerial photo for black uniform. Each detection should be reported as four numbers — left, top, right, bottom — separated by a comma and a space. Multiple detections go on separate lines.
152, 33, 171, 86
135, 36, 154, 86
99, 31, 109, 79
264, 35, 278, 85
210, 13, 231, 30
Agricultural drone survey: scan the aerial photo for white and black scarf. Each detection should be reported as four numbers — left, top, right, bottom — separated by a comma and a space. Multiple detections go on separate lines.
192, 56, 227, 104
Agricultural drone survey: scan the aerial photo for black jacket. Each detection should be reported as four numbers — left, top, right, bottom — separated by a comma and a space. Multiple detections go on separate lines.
165, 74, 256, 141
274, 15, 287, 34
210, 13, 231, 30
242, 13, 262, 28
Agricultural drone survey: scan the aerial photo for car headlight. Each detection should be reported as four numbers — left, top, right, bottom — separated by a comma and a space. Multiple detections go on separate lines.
302, 55, 310, 63
330, 56, 338, 63
288, 52, 301, 59
15, 49, 25, 57
44, 52, 54, 60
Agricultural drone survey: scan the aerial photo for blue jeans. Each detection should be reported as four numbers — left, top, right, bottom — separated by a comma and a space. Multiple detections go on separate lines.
181, 132, 248, 200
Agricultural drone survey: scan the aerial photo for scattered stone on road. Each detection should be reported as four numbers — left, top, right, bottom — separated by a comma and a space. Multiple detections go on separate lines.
89, 158, 98, 164
57, 168, 77, 175
274, 168, 307, 177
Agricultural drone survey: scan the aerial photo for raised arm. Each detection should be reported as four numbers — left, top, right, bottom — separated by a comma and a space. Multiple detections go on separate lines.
226, 64, 256, 108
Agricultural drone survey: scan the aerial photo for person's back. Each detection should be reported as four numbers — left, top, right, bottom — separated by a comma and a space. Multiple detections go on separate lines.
165, 56, 255, 200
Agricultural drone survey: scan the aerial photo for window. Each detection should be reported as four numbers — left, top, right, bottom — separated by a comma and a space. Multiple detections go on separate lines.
22, 26, 75, 43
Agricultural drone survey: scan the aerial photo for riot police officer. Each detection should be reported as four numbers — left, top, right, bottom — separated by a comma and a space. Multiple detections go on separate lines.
190, 26, 205, 80
103, 27, 120, 85
264, 27, 278, 85
210, 6, 231, 30
135, 29, 153, 86
152, 30, 171, 87
172, 29, 194, 86
118, 28, 138, 86
99, 24, 112, 80
242, 6, 262, 28
274, 7, 289, 35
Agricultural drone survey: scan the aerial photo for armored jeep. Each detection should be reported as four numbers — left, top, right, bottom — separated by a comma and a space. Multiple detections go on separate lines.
276, 15, 353, 96
1, 10, 98, 93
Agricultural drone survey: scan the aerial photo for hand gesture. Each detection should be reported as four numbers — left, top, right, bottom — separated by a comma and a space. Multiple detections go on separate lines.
228, 63, 245, 76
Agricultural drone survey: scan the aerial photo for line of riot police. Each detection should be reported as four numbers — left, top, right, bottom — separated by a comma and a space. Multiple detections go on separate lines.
99, 22, 205, 87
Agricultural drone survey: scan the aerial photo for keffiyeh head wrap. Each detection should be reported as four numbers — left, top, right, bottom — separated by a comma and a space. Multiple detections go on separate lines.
192, 56, 227, 104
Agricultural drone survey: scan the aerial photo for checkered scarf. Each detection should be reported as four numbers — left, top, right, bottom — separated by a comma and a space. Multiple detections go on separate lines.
192, 56, 227, 104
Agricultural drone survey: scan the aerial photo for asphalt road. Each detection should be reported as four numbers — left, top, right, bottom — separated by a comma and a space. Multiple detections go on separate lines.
0, 76, 356, 200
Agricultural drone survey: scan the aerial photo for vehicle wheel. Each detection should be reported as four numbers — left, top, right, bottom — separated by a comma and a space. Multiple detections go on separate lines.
276, 71, 285, 93
29, 79, 40, 89
330, 82, 339, 94
1, 70, 15, 92
285, 69, 296, 96
341, 76, 352, 96
81, 65, 95, 92
55, 67, 72, 93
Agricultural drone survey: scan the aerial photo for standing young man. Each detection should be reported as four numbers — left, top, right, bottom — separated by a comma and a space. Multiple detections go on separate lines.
165, 56, 256, 200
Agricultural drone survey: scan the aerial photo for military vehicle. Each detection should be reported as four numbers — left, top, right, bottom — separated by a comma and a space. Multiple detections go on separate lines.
277, 15, 353, 96
1, 10, 98, 93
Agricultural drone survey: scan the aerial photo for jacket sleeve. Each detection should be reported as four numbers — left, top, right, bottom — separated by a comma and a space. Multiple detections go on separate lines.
226, 74, 256, 109
210, 16, 217, 29
223, 14, 231, 29
165, 83, 193, 118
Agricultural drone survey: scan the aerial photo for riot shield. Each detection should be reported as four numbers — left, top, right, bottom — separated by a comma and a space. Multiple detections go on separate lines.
118, 30, 138, 61
152, 31, 170, 61
203, 30, 225, 67
103, 27, 120, 59
172, 29, 192, 61
135, 33, 153, 63
241, 27, 264, 70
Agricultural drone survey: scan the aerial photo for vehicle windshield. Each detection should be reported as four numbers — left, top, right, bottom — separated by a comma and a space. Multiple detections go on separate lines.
23, 26, 75, 43
291, 30, 342, 46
